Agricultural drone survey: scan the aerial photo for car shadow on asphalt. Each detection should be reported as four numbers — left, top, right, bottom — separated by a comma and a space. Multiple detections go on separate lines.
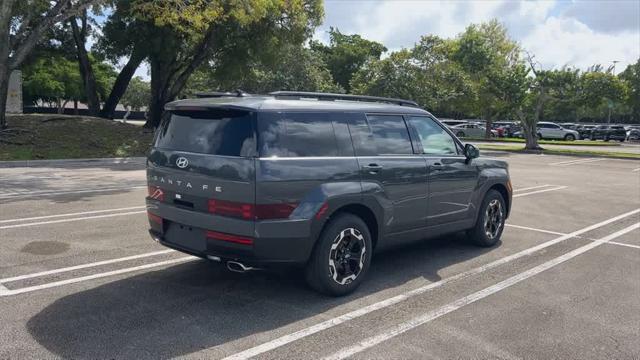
26, 233, 499, 358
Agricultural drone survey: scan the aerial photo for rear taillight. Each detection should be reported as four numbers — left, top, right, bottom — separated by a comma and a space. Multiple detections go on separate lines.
148, 186, 164, 201
207, 199, 298, 220
147, 211, 163, 225
206, 230, 253, 245
208, 199, 254, 219
255, 203, 298, 220
315, 202, 329, 219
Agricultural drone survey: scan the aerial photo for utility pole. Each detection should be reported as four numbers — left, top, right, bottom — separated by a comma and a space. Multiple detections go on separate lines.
612, 60, 620, 74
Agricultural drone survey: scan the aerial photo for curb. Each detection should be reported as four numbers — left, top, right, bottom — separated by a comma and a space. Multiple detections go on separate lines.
0, 157, 147, 168
476, 147, 640, 161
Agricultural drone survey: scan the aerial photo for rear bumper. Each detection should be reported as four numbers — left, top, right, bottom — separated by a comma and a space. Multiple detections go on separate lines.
146, 199, 316, 265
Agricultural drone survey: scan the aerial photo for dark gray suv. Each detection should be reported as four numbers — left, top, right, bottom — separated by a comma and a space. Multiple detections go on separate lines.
146, 91, 512, 296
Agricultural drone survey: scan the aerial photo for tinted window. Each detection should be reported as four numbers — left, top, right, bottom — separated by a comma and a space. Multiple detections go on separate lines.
258, 113, 338, 157
155, 110, 255, 157
366, 115, 413, 155
407, 116, 458, 155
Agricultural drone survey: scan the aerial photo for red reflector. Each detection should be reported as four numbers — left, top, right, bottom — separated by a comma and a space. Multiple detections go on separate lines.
315, 202, 329, 219
255, 203, 298, 220
208, 199, 254, 219
206, 230, 254, 245
148, 186, 164, 201
147, 212, 163, 224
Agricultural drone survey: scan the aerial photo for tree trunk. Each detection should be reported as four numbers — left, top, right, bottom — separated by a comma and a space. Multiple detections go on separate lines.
0, 68, 9, 129
70, 14, 100, 116
0, 0, 15, 130
484, 111, 493, 139
100, 46, 146, 119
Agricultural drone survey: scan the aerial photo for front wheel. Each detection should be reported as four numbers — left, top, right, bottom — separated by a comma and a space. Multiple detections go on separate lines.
537, 133, 543, 140
305, 213, 372, 296
467, 189, 506, 247
456, 131, 465, 138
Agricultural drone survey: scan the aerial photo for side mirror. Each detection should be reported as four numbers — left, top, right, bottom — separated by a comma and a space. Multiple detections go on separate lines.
464, 143, 480, 160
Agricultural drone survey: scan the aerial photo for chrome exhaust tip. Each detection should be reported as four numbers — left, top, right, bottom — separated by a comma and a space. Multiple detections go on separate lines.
226, 261, 258, 273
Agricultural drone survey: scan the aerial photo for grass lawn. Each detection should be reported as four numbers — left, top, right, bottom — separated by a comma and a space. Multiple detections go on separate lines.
467, 137, 621, 147
477, 144, 640, 160
0, 114, 154, 161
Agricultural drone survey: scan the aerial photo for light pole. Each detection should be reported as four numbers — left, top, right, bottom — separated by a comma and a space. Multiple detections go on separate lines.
612, 60, 620, 74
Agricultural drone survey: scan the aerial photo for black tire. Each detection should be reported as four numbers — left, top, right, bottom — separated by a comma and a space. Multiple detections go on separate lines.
467, 189, 506, 247
590, 134, 595, 141
537, 133, 543, 140
456, 131, 465, 138
305, 213, 373, 296
564, 134, 575, 141
604, 136, 609, 142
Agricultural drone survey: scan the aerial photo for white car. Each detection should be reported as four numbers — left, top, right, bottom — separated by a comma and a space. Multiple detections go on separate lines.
451, 123, 497, 138
536, 122, 579, 141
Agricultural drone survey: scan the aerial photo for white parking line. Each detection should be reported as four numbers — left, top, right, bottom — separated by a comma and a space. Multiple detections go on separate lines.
549, 158, 604, 166
513, 186, 567, 198
221, 208, 640, 360
324, 222, 640, 360
505, 224, 567, 236
0, 185, 146, 199
512, 184, 554, 193
632, 168, 640, 172
0, 210, 147, 230
607, 241, 640, 250
0, 250, 175, 283
0, 206, 146, 224
0, 256, 195, 297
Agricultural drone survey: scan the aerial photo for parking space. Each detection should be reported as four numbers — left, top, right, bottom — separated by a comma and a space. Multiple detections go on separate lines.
1, 153, 639, 359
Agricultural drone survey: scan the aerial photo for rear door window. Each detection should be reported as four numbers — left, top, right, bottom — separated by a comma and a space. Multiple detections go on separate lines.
366, 115, 414, 155
258, 112, 339, 157
155, 109, 256, 157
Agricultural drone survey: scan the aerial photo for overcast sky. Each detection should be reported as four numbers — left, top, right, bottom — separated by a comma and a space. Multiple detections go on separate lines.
133, 0, 639, 79
314, 0, 639, 73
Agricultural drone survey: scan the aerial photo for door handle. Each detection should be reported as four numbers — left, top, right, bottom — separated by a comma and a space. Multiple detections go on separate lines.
363, 163, 383, 174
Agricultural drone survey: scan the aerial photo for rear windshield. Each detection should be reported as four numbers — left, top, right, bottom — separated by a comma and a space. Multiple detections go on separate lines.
155, 109, 256, 157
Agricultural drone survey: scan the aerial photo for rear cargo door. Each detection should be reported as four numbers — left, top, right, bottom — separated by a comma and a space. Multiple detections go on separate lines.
147, 108, 257, 236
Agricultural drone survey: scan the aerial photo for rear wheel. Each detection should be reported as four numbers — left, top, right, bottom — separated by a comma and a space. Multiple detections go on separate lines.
564, 134, 575, 141
456, 131, 465, 138
305, 213, 372, 296
467, 190, 506, 247
537, 133, 543, 140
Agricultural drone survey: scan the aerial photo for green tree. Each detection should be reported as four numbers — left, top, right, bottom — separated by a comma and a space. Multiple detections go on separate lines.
311, 28, 386, 92
131, 0, 323, 128
451, 20, 522, 137
0, 0, 103, 129
582, 70, 628, 123
121, 76, 149, 111
619, 59, 640, 122
23, 55, 82, 113
184, 44, 341, 95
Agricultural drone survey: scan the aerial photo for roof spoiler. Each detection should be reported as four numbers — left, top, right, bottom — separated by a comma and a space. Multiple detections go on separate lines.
269, 91, 419, 107
195, 90, 250, 98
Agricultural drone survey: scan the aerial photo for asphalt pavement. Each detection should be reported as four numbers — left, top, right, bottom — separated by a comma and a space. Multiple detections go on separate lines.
1, 152, 639, 359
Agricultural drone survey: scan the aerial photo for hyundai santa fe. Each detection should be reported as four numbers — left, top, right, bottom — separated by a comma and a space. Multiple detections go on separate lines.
146, 91, 512, 296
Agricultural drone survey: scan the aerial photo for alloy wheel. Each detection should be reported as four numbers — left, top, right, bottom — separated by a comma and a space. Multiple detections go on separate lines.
328, 228, 366, 285
484, 199, 504, 240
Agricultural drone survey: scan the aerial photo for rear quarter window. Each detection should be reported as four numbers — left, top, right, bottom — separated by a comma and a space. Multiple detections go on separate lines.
258, 112, 339, 157
155, 109, 256, 157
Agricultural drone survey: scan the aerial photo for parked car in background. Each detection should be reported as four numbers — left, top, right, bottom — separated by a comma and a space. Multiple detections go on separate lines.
626, 128, 640, 141
441, 119, 467, 128
451, 123, 498, 138
590, 125, 626, 142
536, 122, 579, 140
560, 123, 578, 130
492, 121, 519, 137
576, 124, 596, 139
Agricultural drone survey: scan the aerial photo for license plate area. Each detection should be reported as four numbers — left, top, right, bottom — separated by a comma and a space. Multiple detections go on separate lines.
164, 221, 206, 252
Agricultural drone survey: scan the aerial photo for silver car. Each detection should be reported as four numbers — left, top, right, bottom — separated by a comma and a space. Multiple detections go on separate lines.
451, 123, 498, 138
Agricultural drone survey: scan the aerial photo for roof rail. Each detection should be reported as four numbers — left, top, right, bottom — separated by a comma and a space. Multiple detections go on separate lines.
269, 91, 419, 107
195, 89, 250, 98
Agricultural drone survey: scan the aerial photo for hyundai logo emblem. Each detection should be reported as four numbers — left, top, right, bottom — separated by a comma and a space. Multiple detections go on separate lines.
175, 157, 189, 168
